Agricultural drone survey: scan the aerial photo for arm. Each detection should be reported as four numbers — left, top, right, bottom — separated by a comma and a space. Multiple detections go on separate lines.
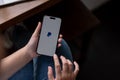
0, 22, 63, 80
0, 47, 32, 80
0, 22, 41, 80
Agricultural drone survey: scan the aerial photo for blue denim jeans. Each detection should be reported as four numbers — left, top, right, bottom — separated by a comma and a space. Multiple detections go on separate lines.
9, 40, 73, 80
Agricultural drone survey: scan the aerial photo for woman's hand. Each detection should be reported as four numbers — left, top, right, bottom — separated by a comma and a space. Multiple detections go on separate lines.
24, 22, 41, 58
48, 54, 79, 80
24, 22, 63, 58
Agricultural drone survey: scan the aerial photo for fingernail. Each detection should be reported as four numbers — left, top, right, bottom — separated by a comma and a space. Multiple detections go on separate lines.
54, 54, 57, 58
60, 34, 63, 37
60, 55, 64, 59
48, 66, 51, 69
48, 66, 51, 72
38, 22, 41, 25
74, 61, 77, 64
54, 54, 56, 56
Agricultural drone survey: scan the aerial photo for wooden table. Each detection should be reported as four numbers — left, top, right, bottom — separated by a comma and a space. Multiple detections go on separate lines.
0, 0, 62, 30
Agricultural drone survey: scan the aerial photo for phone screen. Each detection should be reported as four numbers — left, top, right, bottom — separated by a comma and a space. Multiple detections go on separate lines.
37, 15, 61, 56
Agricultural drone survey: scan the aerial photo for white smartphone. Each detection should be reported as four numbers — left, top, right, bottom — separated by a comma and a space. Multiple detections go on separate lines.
37, 15, 61, 56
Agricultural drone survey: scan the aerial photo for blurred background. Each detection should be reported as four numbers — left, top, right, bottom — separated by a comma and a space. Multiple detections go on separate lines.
79, 0, 120, 80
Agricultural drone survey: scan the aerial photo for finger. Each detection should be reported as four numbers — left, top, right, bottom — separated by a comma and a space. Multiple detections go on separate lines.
58, 34, 63, 43
59, 34, 63, 38
73, 61, 79, 77
57, 43, 61, 48
58, 38, 62, 43
60, 56, 69, 73
32, 22, 41, 37
67, 59, 73, 73
53, 54, 61, 78
57, 38, 62, 48
48, 66, 54, 80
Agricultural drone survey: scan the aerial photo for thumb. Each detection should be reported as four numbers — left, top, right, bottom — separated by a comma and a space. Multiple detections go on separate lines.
48, 66, 54, 80
32, 22, 41, 37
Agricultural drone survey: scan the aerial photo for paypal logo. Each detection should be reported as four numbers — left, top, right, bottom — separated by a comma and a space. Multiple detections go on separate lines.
47, 32, 52, 37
